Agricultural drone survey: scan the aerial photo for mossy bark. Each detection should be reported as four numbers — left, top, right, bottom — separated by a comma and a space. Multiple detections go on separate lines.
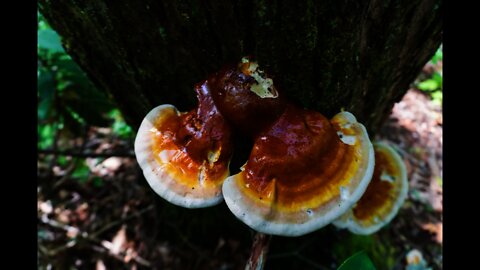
39, 0, 442, 135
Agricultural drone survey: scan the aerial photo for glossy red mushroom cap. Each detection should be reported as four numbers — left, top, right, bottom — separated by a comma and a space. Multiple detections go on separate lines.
222, 106, 375, 236
134, 82, 233, 208
208, 58, 286, 137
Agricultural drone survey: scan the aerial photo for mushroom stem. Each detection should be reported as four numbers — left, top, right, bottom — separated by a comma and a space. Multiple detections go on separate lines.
245, 232, 272, 270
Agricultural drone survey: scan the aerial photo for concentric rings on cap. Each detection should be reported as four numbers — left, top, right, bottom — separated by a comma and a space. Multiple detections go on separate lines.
222, 109, 375, 236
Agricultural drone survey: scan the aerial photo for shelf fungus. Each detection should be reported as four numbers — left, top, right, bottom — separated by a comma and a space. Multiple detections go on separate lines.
222, 105, 375, 236
333, 142, 408, 235
134, 81, 233, 208
135, 57, 379, 238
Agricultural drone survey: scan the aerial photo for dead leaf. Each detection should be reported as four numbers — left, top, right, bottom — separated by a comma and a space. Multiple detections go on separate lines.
66, 227, 80, 239
102, 157, 122, 172
96, 260, 106, 270
38, 200, 53, 214
421, 222, 442, 244
111, 225, 127, 255
76, 203, 89, 221
56, 208, 71, 224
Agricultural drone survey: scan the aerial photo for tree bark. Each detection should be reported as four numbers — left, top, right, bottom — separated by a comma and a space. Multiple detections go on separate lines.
38, 0, 442, 135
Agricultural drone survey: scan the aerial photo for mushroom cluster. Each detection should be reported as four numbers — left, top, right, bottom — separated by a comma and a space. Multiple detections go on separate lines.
135, 58, 407, 237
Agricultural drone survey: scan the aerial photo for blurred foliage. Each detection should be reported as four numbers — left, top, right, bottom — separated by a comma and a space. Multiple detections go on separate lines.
430, 47, 442, 65
38, 11, 440, 270
109, 109, 133, 139
37, 11, 133, 150
337, 251, 376, 270
71, 160, 90, 180
416, 45, 442, 106
333, 234, 396, 270
38, 11, 134, 184
38, 29, 65, 53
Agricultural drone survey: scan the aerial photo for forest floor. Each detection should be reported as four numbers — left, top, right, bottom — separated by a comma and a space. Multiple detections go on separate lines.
37, 87, 443, 270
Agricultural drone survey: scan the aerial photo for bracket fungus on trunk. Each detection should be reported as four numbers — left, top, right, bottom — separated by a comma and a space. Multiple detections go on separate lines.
134, 81, 233, 208
333, 142, 408, 235
222, 105, 375, 236
135, 57, 379, 237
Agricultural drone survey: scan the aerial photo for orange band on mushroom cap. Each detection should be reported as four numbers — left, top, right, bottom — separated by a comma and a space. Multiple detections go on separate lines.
222, 108, 374, 236
135, 82, 233, 208
333, 142, 408, 235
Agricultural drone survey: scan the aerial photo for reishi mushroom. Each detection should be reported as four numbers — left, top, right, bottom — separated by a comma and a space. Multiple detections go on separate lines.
135, 57, 378, 237
333, 141, 408, 235
208, 57, 287, 137
222, 104, 375, 236
134, 80, 234, 208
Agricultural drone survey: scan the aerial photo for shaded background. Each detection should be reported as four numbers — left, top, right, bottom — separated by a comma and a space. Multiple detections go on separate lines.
37, 9, 442, 270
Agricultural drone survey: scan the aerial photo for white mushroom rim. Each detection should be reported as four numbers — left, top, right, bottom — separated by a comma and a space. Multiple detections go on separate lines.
222, 111, 375, 237
134, 104, 227, 208
332, 141, 408, 235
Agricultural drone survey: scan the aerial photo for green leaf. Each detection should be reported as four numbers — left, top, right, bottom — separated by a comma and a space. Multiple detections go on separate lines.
38, 11, 50, 31
57, 58, 114, 127
431, 91, 442, 106
431, 47, 442, 64
62, 82, 114, 127
38, 29, 65, 53
57, 156, 68, 166
411, 189, 422, 201
59, 104, 84, 135
418, 79, 439, 92
109, 109, 133, 138
38, 70, 55, 98
38, 70, 55, 120
112, 120, 133, 138
337, 251, 376, 270
93, 177, 104, 187
333, 234, 396, 269
38, 124, 55, 149
432, 72, 442, 87
55, 58, 85, 80
72, 161, 91, 181
435, 176, 442, 187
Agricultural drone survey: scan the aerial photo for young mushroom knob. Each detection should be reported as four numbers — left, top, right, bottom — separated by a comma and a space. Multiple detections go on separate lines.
208, 57, 287, 137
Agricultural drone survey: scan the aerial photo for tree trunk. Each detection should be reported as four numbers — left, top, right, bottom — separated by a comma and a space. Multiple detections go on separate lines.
38, 0, 442, 135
